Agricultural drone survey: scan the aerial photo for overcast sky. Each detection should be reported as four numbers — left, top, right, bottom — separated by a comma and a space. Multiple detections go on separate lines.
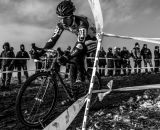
0, 0, 160, 53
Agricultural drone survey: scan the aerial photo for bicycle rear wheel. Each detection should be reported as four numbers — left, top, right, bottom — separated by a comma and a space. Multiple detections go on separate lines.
16, 72, 57, 128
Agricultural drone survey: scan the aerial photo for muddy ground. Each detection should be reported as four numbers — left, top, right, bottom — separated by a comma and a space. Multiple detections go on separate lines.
1, 73, 160, 130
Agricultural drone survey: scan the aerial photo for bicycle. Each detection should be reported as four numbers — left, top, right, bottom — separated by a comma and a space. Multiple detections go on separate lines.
16, 49, 101, 128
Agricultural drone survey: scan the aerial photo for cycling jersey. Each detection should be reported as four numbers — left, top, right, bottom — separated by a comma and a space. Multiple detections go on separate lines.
43, 15, 97, 85
44, 15, 96, 49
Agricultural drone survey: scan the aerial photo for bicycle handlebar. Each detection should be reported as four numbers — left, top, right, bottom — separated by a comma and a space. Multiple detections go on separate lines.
31, 47, 75, 65
44, 49, 56, 53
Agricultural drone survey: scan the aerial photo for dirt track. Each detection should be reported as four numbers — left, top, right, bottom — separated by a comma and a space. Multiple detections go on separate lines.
1, 73, 160, 130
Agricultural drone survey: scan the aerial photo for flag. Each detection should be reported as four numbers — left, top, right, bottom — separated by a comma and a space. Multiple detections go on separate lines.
88, 0, 103, 33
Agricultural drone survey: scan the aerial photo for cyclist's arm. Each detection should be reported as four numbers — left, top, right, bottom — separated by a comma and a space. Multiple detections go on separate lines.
44, 23, 64, 49
70, 26, 87, 58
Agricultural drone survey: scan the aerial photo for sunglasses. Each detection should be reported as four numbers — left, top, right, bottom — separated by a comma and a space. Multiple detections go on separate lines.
58, 15, 72, 20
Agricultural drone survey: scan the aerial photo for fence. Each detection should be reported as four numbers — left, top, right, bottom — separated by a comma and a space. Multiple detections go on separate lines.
0, 57, 159, 75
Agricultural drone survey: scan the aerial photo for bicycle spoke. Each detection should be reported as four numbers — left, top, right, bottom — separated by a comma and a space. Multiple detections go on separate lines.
18, 73, 57, 126
31, 77, 51, 123
26, 76, 47, 119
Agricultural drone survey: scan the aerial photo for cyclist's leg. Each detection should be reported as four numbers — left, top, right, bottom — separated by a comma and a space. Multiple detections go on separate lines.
69, 58, 77, 87
60, 59, 77, 104
76, 57, 85, 82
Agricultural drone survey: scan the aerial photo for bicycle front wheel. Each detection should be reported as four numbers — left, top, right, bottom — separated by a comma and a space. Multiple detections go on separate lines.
16, 72, 57, 128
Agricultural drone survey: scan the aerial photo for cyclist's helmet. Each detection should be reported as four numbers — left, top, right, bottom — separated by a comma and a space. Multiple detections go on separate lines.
56, 0, 76, 17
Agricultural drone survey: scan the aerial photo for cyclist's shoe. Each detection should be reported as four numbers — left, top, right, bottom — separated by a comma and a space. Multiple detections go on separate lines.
73, 80, 87, 100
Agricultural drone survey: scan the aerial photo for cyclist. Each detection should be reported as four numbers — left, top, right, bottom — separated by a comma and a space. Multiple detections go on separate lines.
32, 0, 97, 101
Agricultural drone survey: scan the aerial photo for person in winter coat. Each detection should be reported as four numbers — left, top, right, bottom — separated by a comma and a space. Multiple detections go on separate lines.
87, 51, 95, 73
15, 44, 30, 84
30, 43, 43, 73
0, 42, 15, 90
121, 47, 132, 75
131, 42, 142, 74
141, 44, 153, 73
154, 46, 160, 73
114, 47, 122, 76
106, 47, 114, 76
98, 47, 106, 76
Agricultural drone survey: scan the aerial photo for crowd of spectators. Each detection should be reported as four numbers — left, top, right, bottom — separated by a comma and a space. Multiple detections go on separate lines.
87, 42, 160, 77
0, 42, 72, 90
0, 41, 160, 90
0, 42, 30, 90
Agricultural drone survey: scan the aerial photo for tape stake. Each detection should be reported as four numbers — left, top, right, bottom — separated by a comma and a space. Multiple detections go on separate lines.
82, 37, 103, 130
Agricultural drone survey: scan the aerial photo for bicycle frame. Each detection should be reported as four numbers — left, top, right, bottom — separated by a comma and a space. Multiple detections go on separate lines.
41, 55, 73, 101
53, 69, 74, 101
38, 49, 90, 102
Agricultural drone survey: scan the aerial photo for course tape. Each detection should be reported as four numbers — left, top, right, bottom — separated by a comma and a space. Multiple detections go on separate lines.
0, 57, 159, 61
93, 84, 160, 94
87, 66, 157, 70
92, 84, 160, 102
114, 84, 160, 91
0, 69, 44, 74
103, 33, 160, 44
97, 80, 113, 101
0, 57, 30, 60
82, 0, 104, 129
43, 95, 87, 130
88, 0, 103, 32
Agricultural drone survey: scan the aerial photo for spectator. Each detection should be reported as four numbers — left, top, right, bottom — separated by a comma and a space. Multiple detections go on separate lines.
141, 44, 153, 73
30, 43, 42, 73
64, 46, 71, 56
131, 42, 142, 74
154, 46, 160, 73
10, 47, 16, 70
87, 51, 95, 73
106, 47, 114, 76
86, 53, 92, 72
0, 42, 15, 90
121, 47, 132, 75
57, 47, 64, 57
114, 47, 121, 76
15, 44, 30, 84
10, 47, 14, 54
98, 47, 106, 76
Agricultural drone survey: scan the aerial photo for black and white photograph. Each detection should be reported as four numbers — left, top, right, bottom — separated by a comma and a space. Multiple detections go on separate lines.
1, 0, 160, 129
